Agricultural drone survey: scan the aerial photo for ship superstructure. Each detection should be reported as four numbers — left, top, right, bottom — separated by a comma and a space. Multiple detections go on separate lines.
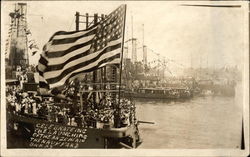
8, 3, 29, 70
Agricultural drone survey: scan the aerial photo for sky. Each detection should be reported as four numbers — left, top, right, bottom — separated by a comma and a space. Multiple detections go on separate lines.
1, 1, 248, 75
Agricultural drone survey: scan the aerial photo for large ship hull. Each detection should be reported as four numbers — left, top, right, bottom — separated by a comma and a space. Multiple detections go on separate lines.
7, 113, 141, 149
123, 89, 193, 100
128, 93, 192, 99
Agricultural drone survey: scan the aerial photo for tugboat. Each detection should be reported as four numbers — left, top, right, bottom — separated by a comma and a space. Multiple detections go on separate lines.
123, 76, 194, 100
6, 3, 142, 149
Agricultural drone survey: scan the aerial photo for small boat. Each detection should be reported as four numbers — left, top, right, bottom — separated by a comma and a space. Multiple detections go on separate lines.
197, 79, 235, 97
124, 87, 193, 100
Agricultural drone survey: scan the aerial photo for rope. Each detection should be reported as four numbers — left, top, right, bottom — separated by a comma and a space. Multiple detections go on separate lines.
68, 16, 75, 31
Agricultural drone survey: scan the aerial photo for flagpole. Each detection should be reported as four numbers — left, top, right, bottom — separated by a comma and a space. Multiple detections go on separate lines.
118, 5, 127, 127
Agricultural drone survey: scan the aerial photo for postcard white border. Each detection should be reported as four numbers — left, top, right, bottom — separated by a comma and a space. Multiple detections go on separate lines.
1, 1, 249, 156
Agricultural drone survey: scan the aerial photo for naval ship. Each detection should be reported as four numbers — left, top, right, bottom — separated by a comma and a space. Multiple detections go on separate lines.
6, 3, 142, 149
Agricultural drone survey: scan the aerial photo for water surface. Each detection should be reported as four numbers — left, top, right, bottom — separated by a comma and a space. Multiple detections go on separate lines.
136, 85, 243, 149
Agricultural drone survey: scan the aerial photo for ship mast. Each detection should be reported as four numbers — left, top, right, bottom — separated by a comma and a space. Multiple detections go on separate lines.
8, 3, 29, 70
131, 16, 137, 63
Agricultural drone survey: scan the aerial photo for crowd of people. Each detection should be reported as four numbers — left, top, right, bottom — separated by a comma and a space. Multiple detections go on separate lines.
6, 83, 136, 129
6, 85, 39, 115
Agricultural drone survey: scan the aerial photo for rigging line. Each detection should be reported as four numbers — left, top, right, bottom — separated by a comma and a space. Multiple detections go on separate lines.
68, 16, 75, 31
148, 48, 183, 67
147, 46, 186, 69
147, 47, 159, 56
125, 39, 132, 43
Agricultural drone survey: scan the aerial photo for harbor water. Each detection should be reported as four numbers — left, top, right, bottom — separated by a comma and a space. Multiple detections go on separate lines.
136, 83, 243, 149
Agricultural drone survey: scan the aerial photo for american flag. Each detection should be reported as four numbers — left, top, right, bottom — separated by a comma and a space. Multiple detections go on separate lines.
38, 5, 126, 90
90, 7, 124, 53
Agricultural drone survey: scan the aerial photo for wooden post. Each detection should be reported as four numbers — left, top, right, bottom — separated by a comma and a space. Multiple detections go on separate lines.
101, 14, 106, 93
80, 91, 83, 112
75, 11, 81, 112
104, 138, 108, 148
75, 12, 79, 31
101, 14, 105, 20
86, 13, 89, 29
93, 13, 98, 106
112, 65, 120, 128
